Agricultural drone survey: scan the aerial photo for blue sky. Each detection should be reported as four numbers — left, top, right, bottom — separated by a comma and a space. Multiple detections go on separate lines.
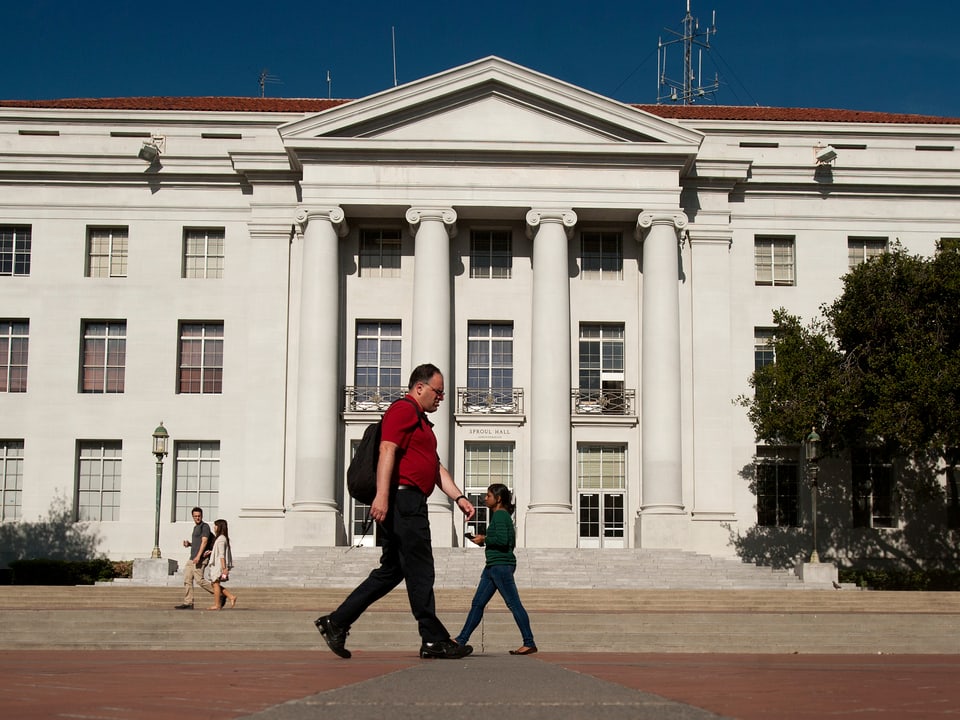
6, 1, 959, 117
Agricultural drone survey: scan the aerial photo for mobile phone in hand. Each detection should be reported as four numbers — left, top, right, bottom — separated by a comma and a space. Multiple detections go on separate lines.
464, 532, 475, 540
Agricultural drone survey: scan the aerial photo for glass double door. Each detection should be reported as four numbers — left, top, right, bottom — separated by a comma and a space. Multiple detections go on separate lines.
577, 491, 625, 548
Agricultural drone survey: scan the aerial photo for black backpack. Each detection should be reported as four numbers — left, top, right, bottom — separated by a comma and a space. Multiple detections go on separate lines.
347, 397, 422, 505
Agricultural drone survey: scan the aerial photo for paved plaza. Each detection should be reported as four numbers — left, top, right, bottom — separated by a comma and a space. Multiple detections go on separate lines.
3, 649, 959, 719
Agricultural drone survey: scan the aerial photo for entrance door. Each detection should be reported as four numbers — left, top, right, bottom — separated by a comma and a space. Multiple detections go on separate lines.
578, 491, 625, 548
350, 500, 382, 547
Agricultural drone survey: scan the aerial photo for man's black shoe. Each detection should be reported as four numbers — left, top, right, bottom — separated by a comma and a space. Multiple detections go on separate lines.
419, 640, 473, 659
315, 615, 351, 658
174, 603, 193, 610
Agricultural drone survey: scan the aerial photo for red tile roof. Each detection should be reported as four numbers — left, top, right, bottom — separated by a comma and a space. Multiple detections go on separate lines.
0, 97, 350, 113
1, 97, 958, 125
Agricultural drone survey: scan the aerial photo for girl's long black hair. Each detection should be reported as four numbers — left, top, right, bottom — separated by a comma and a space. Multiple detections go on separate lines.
488, 483, 515, 515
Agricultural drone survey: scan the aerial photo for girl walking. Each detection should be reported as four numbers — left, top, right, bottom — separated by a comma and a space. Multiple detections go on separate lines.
206, 519, 238, 610
455, 484, 537, 655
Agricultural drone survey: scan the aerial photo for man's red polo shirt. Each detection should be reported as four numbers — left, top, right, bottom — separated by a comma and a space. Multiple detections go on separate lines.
381, 395, 438, 495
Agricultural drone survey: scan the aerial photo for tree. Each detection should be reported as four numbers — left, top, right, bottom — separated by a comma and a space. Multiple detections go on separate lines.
740, 242, 960, 528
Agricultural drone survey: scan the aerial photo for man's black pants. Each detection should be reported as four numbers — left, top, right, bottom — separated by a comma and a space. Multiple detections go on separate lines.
330, 486, 449, 643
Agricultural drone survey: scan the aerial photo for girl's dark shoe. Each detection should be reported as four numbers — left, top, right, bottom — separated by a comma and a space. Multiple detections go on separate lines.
509, 646, 538, 655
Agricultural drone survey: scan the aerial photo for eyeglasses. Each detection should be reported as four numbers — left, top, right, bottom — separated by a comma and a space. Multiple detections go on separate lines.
425, 383, 445, 398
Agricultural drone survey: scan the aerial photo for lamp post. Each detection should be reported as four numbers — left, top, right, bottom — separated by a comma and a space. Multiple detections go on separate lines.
805, 427, 822, 564
151, 422, 169, 559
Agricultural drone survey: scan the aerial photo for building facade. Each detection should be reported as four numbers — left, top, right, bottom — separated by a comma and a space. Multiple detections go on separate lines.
1, 58, 957, 564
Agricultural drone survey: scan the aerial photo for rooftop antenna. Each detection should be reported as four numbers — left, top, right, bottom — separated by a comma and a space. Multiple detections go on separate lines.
327, 70, 332, 99
657, 0, 719, 104
392, 26, 398, 86
258, 69, 282, 98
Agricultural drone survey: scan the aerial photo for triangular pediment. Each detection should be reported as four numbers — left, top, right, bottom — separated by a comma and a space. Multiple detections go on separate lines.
280, 57, 702, 151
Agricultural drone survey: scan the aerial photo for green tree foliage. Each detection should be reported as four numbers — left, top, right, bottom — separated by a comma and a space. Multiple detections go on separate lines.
739, 242, 960, 527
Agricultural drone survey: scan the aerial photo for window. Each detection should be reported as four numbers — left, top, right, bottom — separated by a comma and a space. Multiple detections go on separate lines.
755, 446, 799, 527
0, 225, 31, 276
578, 323, 625, 413
464, 442, 514, 536
470, 230, 512, 279
81, 321, 126, 393
178, 322, 224, 394
577, 444, 626, 547
354, 321, 402, 406
754, 328, 776, 371
359, 229, 401, 278
938, 237, 960, 253
174, 441, 220, 521
848, 237, 887, 269
755, 236, 795, 286
466, 322, 513, 407
0, 320, 28, 393
0, 440, 24, 521
852, 449, 896, 529
86, 227, 128, 278
183, 228, 225, 279
580, 231, 623, 280
77, 441, 122, 521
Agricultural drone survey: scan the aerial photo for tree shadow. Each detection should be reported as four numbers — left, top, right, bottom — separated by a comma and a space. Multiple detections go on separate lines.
0, 495, 104, 568
728, 453, 960, 571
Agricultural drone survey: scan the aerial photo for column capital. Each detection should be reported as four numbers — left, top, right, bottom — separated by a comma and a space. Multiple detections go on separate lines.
294, 206, 348, 238
405, 207, 458, 238
635, 211, 689, 239
525, 209, 578, 240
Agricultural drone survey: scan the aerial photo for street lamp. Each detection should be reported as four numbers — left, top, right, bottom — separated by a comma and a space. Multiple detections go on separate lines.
805, 427, 822, 563
151, 422, 169, 559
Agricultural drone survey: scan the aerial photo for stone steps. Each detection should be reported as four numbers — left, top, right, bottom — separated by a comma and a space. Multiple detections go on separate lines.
125, 547, 811, 590
2, 587, 958, 654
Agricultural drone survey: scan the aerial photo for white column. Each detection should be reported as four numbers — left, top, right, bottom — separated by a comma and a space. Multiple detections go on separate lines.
636, 211, 687, 546
525, 208, 577, 547
287, 207, 348, 546
406, 207, 457, 539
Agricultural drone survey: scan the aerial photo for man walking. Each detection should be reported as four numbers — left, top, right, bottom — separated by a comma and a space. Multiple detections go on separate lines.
174, 507, 215, 609
316, 363, 476, 659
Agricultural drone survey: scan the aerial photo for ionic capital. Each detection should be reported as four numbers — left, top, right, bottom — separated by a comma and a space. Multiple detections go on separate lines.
405, 207, 458, 238
635, 211, 688, 242
294, 207, 348, 239
525, 209, 578, 240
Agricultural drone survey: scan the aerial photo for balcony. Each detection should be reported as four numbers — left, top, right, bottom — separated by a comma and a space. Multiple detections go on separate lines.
571, 388, 637, 426
456, 387, 524, 415
343, 386, 407, 414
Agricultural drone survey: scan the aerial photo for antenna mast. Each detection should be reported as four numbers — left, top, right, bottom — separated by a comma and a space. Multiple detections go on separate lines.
657, 1, 719, 104
258, 69, 281, 98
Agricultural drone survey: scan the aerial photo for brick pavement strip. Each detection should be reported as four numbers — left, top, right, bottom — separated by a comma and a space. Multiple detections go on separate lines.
3, 651, 960, 720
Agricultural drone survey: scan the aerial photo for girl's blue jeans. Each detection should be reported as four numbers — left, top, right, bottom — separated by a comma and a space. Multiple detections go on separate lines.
455, 563, 535, 647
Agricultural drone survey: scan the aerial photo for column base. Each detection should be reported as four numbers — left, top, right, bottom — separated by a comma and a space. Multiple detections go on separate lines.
795, 561, 839, 586
284, 505, 345, 547
132, 558, 178, 582
428, 504, 456, 547
634, 511, 689, 549
524, 508, 577, 548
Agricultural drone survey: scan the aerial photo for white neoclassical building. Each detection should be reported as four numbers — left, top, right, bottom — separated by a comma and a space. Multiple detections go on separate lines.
1, 57, 957, 564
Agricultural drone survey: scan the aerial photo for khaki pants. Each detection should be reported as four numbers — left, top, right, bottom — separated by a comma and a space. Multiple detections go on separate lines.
183, 560, 214, 605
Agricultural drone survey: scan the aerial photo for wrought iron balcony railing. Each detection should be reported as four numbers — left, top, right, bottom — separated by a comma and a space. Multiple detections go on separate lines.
344, 386, 407, 413
456, 387, 524, 415
571, 388, 636, 415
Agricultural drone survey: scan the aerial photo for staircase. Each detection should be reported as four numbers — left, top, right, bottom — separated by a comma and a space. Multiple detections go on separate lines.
120, 547, 811, 590
2, 586, 959, 654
